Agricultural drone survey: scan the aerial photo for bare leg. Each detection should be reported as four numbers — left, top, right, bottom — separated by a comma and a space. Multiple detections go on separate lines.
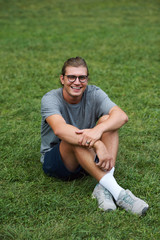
59, 118, 149, 215
60, 141, 106, 181
97, 115, 119, 167
60, 115, 119, 181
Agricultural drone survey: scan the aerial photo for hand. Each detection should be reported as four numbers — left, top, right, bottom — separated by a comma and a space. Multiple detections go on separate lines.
94, 140, 114, 171
75, 127, 103, 148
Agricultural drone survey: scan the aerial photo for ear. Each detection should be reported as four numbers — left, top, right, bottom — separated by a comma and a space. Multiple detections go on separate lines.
60, 75, 64, 85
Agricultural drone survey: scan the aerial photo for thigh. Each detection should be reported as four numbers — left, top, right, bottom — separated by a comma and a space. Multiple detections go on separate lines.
59, 141, 97, 172
43, 143, 83, 180
59, 140, 80, 172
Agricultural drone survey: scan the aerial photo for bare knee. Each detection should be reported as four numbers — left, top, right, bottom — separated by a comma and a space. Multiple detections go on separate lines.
59, 141, 80, 171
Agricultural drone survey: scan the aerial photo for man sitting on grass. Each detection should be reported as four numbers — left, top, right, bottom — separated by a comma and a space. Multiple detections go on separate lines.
40, 56, 149, 216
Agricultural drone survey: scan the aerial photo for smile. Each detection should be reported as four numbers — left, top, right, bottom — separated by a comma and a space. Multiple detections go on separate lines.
71, 86, 82, 90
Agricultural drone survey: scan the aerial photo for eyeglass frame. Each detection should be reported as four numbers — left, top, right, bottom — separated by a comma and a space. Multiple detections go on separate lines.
63, 75, 88, 83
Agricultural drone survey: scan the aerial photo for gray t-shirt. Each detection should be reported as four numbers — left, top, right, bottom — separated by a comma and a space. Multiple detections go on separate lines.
40, 85, 116, 162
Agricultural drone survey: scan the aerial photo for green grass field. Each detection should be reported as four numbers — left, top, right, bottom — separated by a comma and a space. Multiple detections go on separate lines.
0, 0, 160, 239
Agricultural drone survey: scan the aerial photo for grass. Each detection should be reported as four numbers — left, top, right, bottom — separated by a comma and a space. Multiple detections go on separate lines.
0, 0, 160, 239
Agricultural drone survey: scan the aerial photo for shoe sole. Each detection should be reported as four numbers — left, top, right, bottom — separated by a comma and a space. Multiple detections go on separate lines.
141, 206, 149, 216
92, 194, 96, 199
92, 194, 116, 211
99, 207, 114, 212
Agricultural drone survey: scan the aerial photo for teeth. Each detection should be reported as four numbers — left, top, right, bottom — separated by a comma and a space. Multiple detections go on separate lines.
72, 87, 81, 89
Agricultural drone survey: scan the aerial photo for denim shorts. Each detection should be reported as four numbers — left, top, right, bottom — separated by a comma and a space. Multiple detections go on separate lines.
43, 143, 87, 181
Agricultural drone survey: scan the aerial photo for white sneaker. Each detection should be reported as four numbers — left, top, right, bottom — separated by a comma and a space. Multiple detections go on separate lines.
116, 189, 149, 216
92, 184, 117, 211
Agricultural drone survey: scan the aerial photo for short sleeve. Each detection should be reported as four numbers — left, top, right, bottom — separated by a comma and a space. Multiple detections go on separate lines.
41, 91, 62, 120
95, 88, 116, 117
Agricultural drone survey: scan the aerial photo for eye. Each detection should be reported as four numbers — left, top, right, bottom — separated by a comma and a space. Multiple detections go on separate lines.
68, 75, 76, 80
79, 76, 86, 80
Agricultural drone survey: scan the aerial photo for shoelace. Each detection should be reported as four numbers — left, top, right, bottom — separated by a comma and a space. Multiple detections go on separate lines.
121, 193, 135, 207
103, 189, 112, 200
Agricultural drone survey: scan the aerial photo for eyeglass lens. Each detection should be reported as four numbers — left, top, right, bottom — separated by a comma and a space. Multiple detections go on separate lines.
66, 75, 88, 82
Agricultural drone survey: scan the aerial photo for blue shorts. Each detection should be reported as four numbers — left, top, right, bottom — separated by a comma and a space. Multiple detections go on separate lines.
43, 143, 87, 181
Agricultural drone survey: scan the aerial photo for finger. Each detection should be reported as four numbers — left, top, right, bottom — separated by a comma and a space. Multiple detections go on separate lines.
107, 158, 113, 171
101, 164, 108, 171
104, 161, 110, 171
82, 138, 90, 146
97, 160, 104, 168
81, 138, 87, 146
107, 164, 112, 172
101, 162, 106, 168
96, 162, 100, 167
88, 142, 93, 149
88, 140, 95, 148
78, 136, 83, 145
85, 140, 90, 147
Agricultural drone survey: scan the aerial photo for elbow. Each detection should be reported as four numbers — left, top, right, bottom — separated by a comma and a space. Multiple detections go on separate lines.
123, 113, 129, 124
54, 128, 61, 137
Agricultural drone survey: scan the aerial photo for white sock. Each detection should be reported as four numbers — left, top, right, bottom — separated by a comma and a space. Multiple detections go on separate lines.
109, 167, 115, 176
99, 169, 123, 201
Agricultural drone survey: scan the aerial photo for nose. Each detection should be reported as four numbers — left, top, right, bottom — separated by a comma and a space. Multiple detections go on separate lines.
74, 77, 81, 84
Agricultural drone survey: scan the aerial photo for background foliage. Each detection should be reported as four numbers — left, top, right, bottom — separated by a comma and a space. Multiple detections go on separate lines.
0, 0, 159, 239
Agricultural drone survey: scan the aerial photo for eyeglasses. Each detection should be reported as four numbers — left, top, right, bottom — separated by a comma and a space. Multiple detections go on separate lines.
64, 75, 88, 83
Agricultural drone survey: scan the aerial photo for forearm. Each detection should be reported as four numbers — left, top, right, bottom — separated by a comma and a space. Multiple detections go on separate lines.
94, 107, 128, 134
54, 123, 81, 145
46, 115, 83, 145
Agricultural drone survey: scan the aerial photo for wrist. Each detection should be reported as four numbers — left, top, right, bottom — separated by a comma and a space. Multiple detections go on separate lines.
93, 140, 102, 151
94, 124, 104, 136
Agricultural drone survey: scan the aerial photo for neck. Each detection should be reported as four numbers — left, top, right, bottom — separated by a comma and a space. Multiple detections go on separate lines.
62, 89, 82, 104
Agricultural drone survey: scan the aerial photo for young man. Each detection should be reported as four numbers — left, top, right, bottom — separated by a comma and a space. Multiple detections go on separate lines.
40, 57, 149, 216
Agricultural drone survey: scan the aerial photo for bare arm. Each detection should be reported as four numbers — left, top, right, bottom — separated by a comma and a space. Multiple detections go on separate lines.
46, 114, 81, 145
93, 140, 114, 171
76, 106, 128, 147
94, 105, 128, 133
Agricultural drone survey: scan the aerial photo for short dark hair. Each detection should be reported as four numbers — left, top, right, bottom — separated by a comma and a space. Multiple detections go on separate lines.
61, 57, 89, 76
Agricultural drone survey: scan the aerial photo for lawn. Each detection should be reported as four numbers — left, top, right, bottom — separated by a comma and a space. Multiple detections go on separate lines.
0, 0, 160, 239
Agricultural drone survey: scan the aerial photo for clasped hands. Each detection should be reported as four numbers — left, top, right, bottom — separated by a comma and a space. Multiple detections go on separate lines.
75, 128, 102, 148
75, 128, 113, 171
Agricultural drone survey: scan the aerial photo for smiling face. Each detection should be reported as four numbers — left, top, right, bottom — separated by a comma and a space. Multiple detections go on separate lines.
60, 66, 88, 104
